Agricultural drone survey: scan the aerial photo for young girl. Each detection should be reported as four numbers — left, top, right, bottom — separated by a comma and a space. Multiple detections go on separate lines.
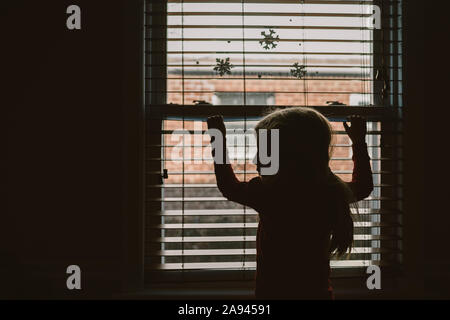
207, 107, 373, 300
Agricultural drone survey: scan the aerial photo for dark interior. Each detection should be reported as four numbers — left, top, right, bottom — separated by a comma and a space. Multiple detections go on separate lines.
3, 0, 443, 300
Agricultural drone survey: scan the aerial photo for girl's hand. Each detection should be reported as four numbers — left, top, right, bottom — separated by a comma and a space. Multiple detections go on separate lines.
343, 115, 367, 145
207, 115, 226, 138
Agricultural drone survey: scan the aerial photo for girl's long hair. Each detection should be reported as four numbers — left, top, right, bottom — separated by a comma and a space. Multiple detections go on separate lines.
255, 107, 354, 257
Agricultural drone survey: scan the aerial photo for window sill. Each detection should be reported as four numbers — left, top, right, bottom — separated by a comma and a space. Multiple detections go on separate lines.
127, 287, 254, 300
132, 269, 402, 300
122, 287, 399, 300
122, 281, 399, 300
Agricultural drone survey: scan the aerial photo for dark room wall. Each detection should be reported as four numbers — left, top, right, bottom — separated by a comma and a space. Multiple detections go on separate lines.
400, 0, 450, 299
3, 0, 143, 298
421, 1, 450, 299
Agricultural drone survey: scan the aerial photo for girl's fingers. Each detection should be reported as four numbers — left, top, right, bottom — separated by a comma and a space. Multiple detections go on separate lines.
207, 116, 218, 128
207, 115, 225, 131
343, 121, 350, 133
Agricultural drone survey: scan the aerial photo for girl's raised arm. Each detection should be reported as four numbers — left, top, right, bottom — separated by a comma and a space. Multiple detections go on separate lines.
207, 116, 262, 209
343, 116, 374, 202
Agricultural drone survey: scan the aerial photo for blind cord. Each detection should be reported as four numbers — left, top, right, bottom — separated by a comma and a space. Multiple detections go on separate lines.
300, 0, 308, 107
181, 0, 186, 278
241, 0, 247, 276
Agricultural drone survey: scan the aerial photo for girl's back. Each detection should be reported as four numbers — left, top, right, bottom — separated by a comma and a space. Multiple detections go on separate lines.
207, 109, 373, 299
254, 181, 334, 299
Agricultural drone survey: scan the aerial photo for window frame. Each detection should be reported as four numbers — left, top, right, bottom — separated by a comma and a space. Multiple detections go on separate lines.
143, 0, 404, 287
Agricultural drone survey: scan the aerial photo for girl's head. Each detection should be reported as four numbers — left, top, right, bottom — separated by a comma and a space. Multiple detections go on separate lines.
255, 107, 332, 182
255, 107, 353, 257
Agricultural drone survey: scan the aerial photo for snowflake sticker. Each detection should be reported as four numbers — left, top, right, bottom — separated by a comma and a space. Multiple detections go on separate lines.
259, 29, 280, 50
290, 63, 307, 79
213, 58, 234, 76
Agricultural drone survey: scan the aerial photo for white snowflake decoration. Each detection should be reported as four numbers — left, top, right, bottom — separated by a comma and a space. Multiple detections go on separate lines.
213, 57, 234, 76
259, 29, 280, 50
290, 63, 307, 79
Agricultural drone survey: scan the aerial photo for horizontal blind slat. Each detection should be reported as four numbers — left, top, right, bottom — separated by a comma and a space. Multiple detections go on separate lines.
146, 260, 392, 271
153, 234, 400, 243
168, 0, 377, 4
148, 208, 401, 216
152, 221, 399, 229
152, 247, 397, 257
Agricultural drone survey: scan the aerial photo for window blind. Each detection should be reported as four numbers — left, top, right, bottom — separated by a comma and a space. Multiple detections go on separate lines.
144, 0, 403, 282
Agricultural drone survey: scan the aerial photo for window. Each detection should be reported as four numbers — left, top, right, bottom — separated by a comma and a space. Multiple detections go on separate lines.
144, 0, 403, 283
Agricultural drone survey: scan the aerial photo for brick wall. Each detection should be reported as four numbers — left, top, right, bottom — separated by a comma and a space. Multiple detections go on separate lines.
167, 74, 364, 106
163, 75, 365, 184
